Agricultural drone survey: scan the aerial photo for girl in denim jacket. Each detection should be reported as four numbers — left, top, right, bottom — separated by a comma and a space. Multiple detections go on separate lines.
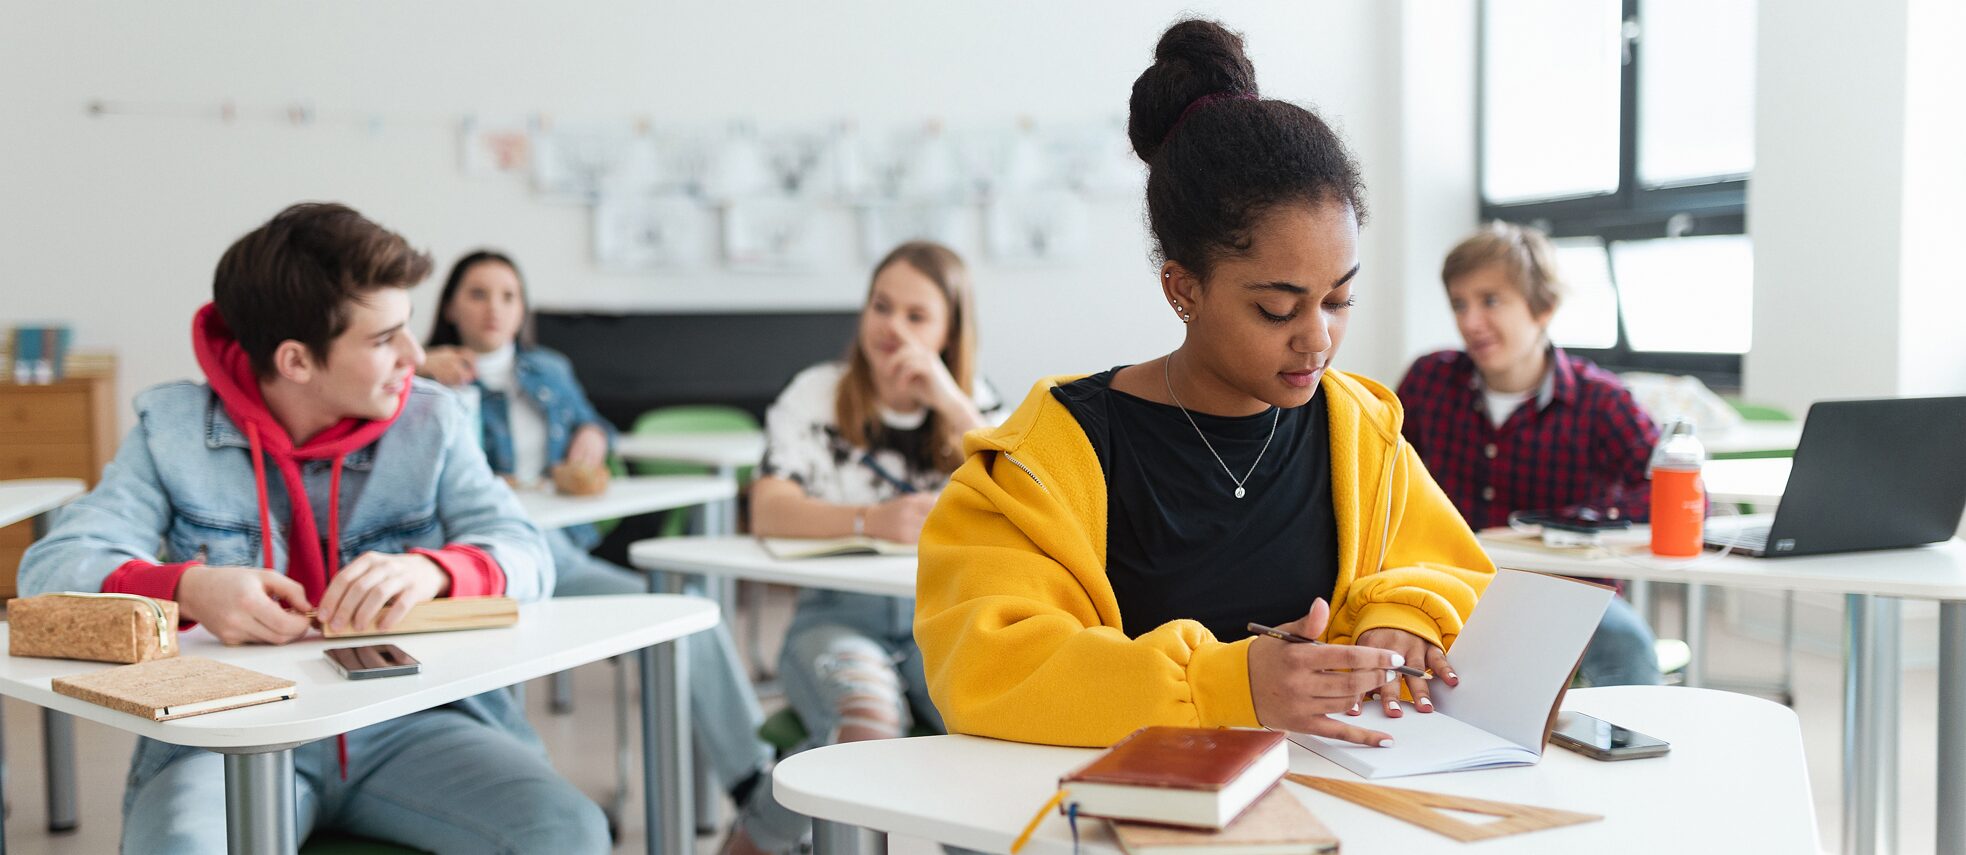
421, 250, 775, 822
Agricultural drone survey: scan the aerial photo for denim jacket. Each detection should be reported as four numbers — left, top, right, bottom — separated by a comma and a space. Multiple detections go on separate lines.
478, 345, 616, 547
20, 377, 550, 765
479, 346, 616, 479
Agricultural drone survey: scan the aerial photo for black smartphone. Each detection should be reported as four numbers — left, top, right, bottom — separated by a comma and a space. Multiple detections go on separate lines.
1551, 712, 1670, 760
325, 644, 421, 679
1517, 506, 1633, 534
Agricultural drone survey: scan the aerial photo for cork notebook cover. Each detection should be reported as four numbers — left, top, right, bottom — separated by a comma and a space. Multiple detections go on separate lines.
1110, 787, 1339, 855
52, 656, 297, 721
8, 594, 180, 664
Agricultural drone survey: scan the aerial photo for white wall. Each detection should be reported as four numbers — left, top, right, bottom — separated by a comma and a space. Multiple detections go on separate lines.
1747, 0, 1966, 414
0, 2, 1472, 430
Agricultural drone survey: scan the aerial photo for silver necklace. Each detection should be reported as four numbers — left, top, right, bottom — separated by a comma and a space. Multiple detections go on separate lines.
1162, 356, 1279, 499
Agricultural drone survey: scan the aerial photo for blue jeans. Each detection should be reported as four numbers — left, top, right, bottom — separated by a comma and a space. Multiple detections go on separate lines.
1578, 594, 1665, 687
121, 707, 608, 855
546, 526, 774, 789
739, 591, 940, 852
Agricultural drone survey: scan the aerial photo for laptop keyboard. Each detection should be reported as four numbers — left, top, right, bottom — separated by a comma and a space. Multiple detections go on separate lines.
1704, 514, 1775, 553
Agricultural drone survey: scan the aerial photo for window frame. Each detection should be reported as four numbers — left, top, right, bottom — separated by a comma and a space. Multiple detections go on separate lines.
1476, 0, 1750, 391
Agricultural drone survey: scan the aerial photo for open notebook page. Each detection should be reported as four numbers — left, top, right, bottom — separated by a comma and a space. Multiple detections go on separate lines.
1288, 568, 1614, 778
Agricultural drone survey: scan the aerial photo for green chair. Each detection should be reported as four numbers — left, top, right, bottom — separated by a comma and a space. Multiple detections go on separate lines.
629, 404, 763, 538
1712, 399, 1799, 461
759, 707, 939, 758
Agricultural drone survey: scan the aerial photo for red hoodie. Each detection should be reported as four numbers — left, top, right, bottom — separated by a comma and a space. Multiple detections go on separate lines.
102, 304, 506, 608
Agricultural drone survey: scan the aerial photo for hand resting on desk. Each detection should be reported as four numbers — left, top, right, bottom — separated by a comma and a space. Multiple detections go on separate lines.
178, 552, 450, 644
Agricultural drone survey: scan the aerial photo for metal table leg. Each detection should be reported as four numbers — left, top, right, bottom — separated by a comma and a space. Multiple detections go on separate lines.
646, 570, 694, 855
1683, 583, 1709, 688
222, 747, 299, 855
40, 711, 74, 832
1938, 601, 1966, 855
1843, 594, 1901, 855
812, 819, 888, 855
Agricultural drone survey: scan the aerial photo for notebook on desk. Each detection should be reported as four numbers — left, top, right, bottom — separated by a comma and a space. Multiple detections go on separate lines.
1704, 396, 1966, 557
1288, 568, 1613, 779
757, 536, 917, 560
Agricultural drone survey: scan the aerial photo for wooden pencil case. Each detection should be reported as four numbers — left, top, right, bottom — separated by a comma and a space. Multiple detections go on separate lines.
317, 596, 519, 639
8, 592, 179, 664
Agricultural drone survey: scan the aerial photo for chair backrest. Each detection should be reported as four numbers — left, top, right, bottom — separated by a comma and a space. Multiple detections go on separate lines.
630, 405, 763, 538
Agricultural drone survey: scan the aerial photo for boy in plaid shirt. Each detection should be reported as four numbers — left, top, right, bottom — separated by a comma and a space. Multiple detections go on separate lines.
1397, 222, 1664, 687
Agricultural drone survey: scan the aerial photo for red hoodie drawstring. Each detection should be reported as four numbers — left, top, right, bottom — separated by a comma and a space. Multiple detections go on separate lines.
327, 456, 345, 575
245, 422, 276, 570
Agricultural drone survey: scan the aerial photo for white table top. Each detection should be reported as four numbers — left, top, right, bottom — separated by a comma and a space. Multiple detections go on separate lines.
1703, 457, 1792, 506
773, 686, 1815, 855
0, 478, 87, 529
1478, 526, 1966, 600
616, 432, 766, 469
1703, 420, 1803, 455
0, 594, 717, 749
514, 474, 735, 530
629, 535, 916, 598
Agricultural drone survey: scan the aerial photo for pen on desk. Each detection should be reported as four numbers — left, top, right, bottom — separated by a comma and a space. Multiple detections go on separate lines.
1245, 621, 1433, 680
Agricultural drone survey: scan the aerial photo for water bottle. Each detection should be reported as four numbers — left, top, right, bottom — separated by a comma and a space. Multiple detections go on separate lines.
1649, 419, 1706, 557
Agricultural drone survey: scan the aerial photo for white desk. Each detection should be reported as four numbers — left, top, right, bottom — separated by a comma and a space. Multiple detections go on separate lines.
0, 478, 88, 837
1703, 420, 1803, 456
629, 536, 917, 599
514, 474, 736, 531
0, 595, 718, 855
0, 479, 86, 529
774, 686, 1816, 855
1479, 528, 1966, 855
616, 432, 766, 474
617, 431, 764, 547
1703, 457, 1792, 507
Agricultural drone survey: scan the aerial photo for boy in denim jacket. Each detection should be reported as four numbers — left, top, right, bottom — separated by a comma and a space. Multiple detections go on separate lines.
20, 203, 609, 854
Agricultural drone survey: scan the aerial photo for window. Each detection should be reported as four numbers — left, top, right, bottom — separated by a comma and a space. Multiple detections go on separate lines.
1479, 0, 1756, 389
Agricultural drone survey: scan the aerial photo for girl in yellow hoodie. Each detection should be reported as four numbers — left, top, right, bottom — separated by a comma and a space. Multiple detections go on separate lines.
915, 18, 1496, 750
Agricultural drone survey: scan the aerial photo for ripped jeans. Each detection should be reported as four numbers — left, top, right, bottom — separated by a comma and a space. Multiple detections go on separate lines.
739, 590, 941, 852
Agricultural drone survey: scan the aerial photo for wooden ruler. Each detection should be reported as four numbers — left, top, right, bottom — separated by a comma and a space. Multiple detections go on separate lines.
1284, 773, 1602, 842
316, 596, 519, 639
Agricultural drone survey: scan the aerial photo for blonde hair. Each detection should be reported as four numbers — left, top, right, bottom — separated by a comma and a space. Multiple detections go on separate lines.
1441, 221, 1565, 316
834, 241, 978, 475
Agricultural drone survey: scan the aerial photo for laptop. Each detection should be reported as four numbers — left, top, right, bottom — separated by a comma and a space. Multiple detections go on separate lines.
1702, 396, 1966, 557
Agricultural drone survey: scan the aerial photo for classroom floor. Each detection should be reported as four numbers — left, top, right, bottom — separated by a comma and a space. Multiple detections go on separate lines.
0, 586, 1927, 854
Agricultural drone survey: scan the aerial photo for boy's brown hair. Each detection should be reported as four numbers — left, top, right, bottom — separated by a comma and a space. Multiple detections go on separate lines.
1440, 221, 1565, 316
214, 203, 433, 375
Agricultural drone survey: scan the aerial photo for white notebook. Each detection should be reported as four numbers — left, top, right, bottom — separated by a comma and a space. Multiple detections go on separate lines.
1288, 568, 1614, 779
757, 536, 917, 560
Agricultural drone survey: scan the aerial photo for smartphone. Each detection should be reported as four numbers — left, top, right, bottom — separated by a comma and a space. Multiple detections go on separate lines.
1517, 506, 1633, 534
325, 644, 421, 680
1551, 712, 1670, 760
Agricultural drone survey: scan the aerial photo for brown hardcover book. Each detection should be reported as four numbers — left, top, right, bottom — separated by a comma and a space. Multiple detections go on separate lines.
1111, 787, 1340, 855
52, 656, 297, 721
317, 596, 518, 639
8, 593, 180, 664
1061, 727, 1289, 830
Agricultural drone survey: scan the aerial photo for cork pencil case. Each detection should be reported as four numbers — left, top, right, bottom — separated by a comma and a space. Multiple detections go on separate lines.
8, 593, 179, 664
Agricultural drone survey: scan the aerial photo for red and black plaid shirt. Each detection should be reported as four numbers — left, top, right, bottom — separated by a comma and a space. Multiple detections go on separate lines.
1396, 347, 1660, 530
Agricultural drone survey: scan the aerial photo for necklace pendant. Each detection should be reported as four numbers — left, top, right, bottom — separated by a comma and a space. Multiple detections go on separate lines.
1234, 486, 1246, 499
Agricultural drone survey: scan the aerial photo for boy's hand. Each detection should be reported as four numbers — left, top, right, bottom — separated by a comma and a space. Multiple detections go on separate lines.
176, 565, 314, 645
317, 552, 451, 634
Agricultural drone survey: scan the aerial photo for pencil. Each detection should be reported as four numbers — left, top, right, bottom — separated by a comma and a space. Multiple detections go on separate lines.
1245, 622, 1433, 680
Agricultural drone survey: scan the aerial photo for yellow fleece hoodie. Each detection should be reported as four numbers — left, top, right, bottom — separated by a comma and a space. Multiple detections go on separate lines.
914, 368, 1495, 747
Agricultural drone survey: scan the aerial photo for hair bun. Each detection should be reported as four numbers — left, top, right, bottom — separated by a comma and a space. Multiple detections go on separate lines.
1127, 19, 1259, 163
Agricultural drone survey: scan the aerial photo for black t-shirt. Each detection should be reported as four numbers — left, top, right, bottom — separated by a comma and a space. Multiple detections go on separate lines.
1052, 367, 1338, 641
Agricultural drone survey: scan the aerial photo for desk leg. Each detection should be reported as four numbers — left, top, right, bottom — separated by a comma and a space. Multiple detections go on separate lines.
813, 819, 888, 855
1938, 601, 1966, 854
223, 748, 298, 855
1683, 583, 1709, 688
644, 601, 693, 855
1842, 594, 1901, 855
1, 698, 8, 855
40, 711, 75, 832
